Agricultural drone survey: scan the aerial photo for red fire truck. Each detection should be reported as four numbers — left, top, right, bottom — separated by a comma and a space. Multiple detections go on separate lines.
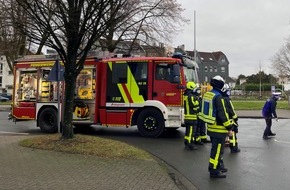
9, 55, 199, 137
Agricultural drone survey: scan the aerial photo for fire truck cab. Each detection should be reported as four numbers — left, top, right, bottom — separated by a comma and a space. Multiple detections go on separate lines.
10, 55, 198, 137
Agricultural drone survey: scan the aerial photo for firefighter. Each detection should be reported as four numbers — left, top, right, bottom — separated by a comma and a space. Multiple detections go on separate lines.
199, 75, 233, 178
221, 83, 240, 153
194, 85, 210, 145
262, 92, 280, 139
183, 81, 200, 150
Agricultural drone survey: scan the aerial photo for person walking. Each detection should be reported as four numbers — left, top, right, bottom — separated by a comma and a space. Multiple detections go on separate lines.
221, 83, 240, 153
262, 92, 280, 139
199, 75, 234, 178
183, 81, 200, 150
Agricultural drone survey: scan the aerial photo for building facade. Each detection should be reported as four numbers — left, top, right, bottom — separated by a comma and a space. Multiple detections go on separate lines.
0, 55, 13, 94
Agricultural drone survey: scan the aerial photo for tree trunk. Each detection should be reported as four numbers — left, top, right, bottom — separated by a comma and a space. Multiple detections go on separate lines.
61, 76, 76, 139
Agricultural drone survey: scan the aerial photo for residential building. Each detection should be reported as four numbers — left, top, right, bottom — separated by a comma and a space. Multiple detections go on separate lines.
94, 39, 166, 58
0, 55, 13, 94
174, 46, 230, 84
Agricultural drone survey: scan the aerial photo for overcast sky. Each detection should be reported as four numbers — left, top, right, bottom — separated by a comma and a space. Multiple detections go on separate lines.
173, 0, 290, 78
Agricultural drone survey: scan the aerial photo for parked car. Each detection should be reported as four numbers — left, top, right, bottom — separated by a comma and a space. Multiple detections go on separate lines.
0, 93, 12, 100
0, 96, 9, 102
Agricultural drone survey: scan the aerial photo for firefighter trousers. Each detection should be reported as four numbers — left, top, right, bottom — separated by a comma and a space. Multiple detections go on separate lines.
196, 119, 207, 142
208, 136, 226, 175
184, 121, 197, 147
229, 132, 239, 151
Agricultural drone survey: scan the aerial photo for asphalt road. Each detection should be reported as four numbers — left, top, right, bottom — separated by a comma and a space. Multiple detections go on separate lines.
1, 111, 290, 190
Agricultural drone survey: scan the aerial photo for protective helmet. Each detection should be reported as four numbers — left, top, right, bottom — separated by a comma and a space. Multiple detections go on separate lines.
210, 75, 225, 89
221, 83, 230, 92
186, 81, 197, 90
272, 92, 281, 100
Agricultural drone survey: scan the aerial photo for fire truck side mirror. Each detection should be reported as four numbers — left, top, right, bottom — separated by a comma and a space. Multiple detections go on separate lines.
172, 64, 180, 83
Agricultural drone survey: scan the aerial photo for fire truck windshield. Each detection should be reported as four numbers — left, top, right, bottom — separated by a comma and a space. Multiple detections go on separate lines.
182, 57, 199, 83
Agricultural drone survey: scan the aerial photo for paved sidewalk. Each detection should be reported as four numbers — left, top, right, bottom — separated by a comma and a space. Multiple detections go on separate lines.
1, 105, 289, 190
0, 135, 183, 190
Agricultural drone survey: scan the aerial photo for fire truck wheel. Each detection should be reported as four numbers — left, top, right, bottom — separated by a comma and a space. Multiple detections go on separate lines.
38, 107, 58, 133
137, 108, 165, 137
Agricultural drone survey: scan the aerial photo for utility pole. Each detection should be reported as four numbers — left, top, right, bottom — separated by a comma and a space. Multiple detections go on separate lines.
258, 61, 262, 98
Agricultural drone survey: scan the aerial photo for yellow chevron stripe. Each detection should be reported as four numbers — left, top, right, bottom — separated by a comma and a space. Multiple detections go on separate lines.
127, 67, 144, 103
118, 83, 129, 103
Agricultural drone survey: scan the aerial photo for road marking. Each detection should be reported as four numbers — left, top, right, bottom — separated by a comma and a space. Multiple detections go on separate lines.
274, 139, 290, 144
0, 131, 29, 135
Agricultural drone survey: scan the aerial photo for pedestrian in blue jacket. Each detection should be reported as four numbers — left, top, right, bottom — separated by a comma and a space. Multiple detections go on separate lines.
262, 93, 280, 139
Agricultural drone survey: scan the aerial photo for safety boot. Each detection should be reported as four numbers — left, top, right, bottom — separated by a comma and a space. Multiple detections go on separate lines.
185, 144, 198, 150
230, 148, 241, 153
268, 133, 276, 136
210, 172, 226, 178
263, 136, 271, 140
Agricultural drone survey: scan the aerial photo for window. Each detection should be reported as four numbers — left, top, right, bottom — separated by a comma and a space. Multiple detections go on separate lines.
130, 62, 147, 80
209, 66, 213, 72
155, 63, 177, 83
0, 76, 2, 87
214, 67, 217, 72
205, 76, 208, 82
221, 66, 225, 72
112, 63, 127, 83
204, 66, 208, 72
221, 58, 226, 63
0, 63, 2, 74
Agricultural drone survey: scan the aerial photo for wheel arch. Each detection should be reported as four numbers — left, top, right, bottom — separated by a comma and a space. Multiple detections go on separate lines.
37, 105, 58, 127
131, 106, 164, 126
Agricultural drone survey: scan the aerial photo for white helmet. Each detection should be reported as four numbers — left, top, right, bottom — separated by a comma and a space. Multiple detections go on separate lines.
222, 83, 230, 92
212, 75, 225, 83
210, 75, 225, 89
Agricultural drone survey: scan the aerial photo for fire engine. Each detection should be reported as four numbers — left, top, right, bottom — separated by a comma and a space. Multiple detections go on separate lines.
9, 55, 199, 137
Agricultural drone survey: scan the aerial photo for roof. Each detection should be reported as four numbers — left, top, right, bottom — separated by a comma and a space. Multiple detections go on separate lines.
198, 52, 217, 62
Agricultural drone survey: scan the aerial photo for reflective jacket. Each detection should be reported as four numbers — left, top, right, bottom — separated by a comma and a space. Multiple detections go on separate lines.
183, 89, 199, 123
199, 88, 233, 137
223, 93, 238, 132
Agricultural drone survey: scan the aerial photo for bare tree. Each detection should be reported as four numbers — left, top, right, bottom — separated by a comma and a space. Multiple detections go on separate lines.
0, 0, 27, 72
16, 0, 128, 139
271, 36, 290, 91
271, 36, 290, 76
98, 0, 187, 55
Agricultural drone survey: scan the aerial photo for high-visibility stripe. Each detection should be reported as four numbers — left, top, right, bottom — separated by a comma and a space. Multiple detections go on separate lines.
184, 125, 193, 142
127, 66, 144, 103
121, 83, 133, 103
207, 124, 228, 133
108, 61, 145, 104
209, 143, 222, 169
229, 132, 237, 146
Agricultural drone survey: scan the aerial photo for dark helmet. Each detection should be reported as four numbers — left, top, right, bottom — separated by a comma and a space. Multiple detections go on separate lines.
210, 75, 225, 90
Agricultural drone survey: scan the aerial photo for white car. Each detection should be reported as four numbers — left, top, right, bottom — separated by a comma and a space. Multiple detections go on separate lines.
0, 96, 9, 102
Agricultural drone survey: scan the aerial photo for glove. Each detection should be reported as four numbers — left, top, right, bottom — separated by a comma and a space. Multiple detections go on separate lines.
275, 118, 279, 122
228, 130, 234, 137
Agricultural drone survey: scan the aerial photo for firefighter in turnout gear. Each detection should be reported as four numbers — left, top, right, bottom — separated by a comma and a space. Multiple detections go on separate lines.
183, 81, 200, 150
199, 75, 234, 178
194, 85, 210, 145
221, 83, 240, 153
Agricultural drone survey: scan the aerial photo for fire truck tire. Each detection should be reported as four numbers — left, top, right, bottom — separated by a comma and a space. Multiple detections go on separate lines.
137, 108, 165, 137
38, 107, 58, 133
